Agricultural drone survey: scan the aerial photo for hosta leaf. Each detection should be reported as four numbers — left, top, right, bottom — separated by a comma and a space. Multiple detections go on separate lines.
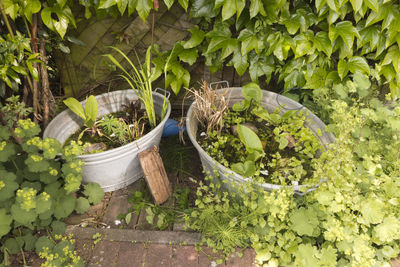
84, 183, 105, 205
75, 197, 90, 214
0, 209, 12, 238
183, 27, 205, 49
64, 97, 85, 119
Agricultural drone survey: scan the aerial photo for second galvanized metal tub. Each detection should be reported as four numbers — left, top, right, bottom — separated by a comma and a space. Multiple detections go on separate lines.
186, 87, 335, 195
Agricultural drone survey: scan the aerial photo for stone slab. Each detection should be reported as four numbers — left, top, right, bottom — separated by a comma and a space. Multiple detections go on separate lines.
117, 242, 147, 267
88, 240, 120, 267
67, 226, 202, 245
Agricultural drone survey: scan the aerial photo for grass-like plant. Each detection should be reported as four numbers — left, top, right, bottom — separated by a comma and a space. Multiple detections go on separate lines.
103, 46, 168, 128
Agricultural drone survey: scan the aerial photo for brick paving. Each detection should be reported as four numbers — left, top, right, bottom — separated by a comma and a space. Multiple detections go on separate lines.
74, 239, 256, 267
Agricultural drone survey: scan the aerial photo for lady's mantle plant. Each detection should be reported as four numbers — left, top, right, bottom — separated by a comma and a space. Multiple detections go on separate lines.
187, 79, 400, 266
0, 97, 104, 265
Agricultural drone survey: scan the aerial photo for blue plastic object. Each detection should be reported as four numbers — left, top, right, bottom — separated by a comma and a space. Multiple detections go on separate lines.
162, 119, 185, 137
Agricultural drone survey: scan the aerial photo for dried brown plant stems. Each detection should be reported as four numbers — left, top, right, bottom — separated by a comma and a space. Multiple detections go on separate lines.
188, 81, 230, 136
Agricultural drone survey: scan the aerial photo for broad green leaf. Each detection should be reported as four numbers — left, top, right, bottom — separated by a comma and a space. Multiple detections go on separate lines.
178, 48, 198, 65
0, 209, 12, 238
178, 0, 189, 11
294, 34, 313, 58
11, 204, 37, 225
284, 70, 305, 90
249, 56, 274, 83
35, 236, 55, 254
221, 0, 245, 21
117, 0, 129, 14
314, 32, 332, 56
238, 29, 258, 55
23, 0, 41, 23
228, 50, 249, 76
128, 0, 138, 14
373, 216, 400, 244
241, 82, 262, 102
36, 192, 52, 214
334, 21, 360, 50
136, 0, 152, 21
231, 161, 257, 177
3, 0, 20, 20
349, 0, 362, 13
98, 0, 117, 9
364, 0, 379, 12
75, 197, 90, 214
249, 0, 266, 18
4, 238, 21, 255
54, 194, 76, 219
190, 0, 219, 18
347, 56, 370, 75
290, 207, 319, 236
85, 95, 98, 126
359, 25, 380, 50
295, 244, 320, 267
183, 27, 205, 49
305, 67, 327, 89
0, 142, 16, 162
22, 234, 37, 252
51, 221, 66, 235
237, 124, 263, 152
84, 183, 105, 204
64, 97, 85, 119
359, 198, 384, 224
337, 59, 348, 80
41, 7, 55, 31
382, 45, 400, 73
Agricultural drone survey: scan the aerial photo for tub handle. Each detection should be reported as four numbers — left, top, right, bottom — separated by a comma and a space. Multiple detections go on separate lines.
209, 81, 230, 90
154, 88, 171, 99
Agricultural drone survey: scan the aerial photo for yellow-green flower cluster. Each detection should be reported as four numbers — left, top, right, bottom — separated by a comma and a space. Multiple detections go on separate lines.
0, 141, 6, 151
30, 154, 43, 162
26, 137, 43, 149
16, 188, 37, 211
49, 167, 58, 176
0, 180, 5, 191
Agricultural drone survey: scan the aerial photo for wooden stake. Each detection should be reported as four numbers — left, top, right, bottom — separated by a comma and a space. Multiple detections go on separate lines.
139, 146, 172, 204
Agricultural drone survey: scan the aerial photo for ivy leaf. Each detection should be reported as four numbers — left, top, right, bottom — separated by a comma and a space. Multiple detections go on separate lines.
117, 0, 129, 14
349, 0, 362, 13
305, 67, 327, 89
290, 207, 319, 236
364, 0, 379, 13
0, 209, 12, 238
338, 59, 348, 80
238, 29, 259, 55
75, 197, 90, 214
190, 0, 219, 18
347, 56, 370, 75
359, 25, 380, 51
228, 50, 249, 76
329, 21, 360, 50
284, 70, 305, 89
98, 0, 117, 9
84, 183, 105, 205
294, 34, 313, 58
249, 55, 274, 83
178, 0, 189, 11
178, 48, 198, 65
221, 0, 245, 21
249, 0, 265, 18
136, 0, 152, 21
183, 27, 205, 49
382, 45, 400, 73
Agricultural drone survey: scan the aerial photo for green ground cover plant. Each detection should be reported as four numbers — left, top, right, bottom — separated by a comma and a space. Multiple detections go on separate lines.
185, 79, 400, 266
0, 97, 104, 266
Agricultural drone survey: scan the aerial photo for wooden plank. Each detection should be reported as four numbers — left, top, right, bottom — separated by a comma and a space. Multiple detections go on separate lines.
139, 146, 172, 204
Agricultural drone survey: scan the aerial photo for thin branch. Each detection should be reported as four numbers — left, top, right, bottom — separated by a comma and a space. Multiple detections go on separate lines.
0, 1, 14, 37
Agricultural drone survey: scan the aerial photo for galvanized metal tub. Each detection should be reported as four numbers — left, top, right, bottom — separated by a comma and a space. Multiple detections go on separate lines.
43, 90, 171, 192
186, 87, 335, 195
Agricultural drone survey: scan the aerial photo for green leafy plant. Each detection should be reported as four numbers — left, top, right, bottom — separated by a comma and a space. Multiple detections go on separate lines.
63, 95, 98, 139
0, 97, 104, 265
103, 46, 168, 129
